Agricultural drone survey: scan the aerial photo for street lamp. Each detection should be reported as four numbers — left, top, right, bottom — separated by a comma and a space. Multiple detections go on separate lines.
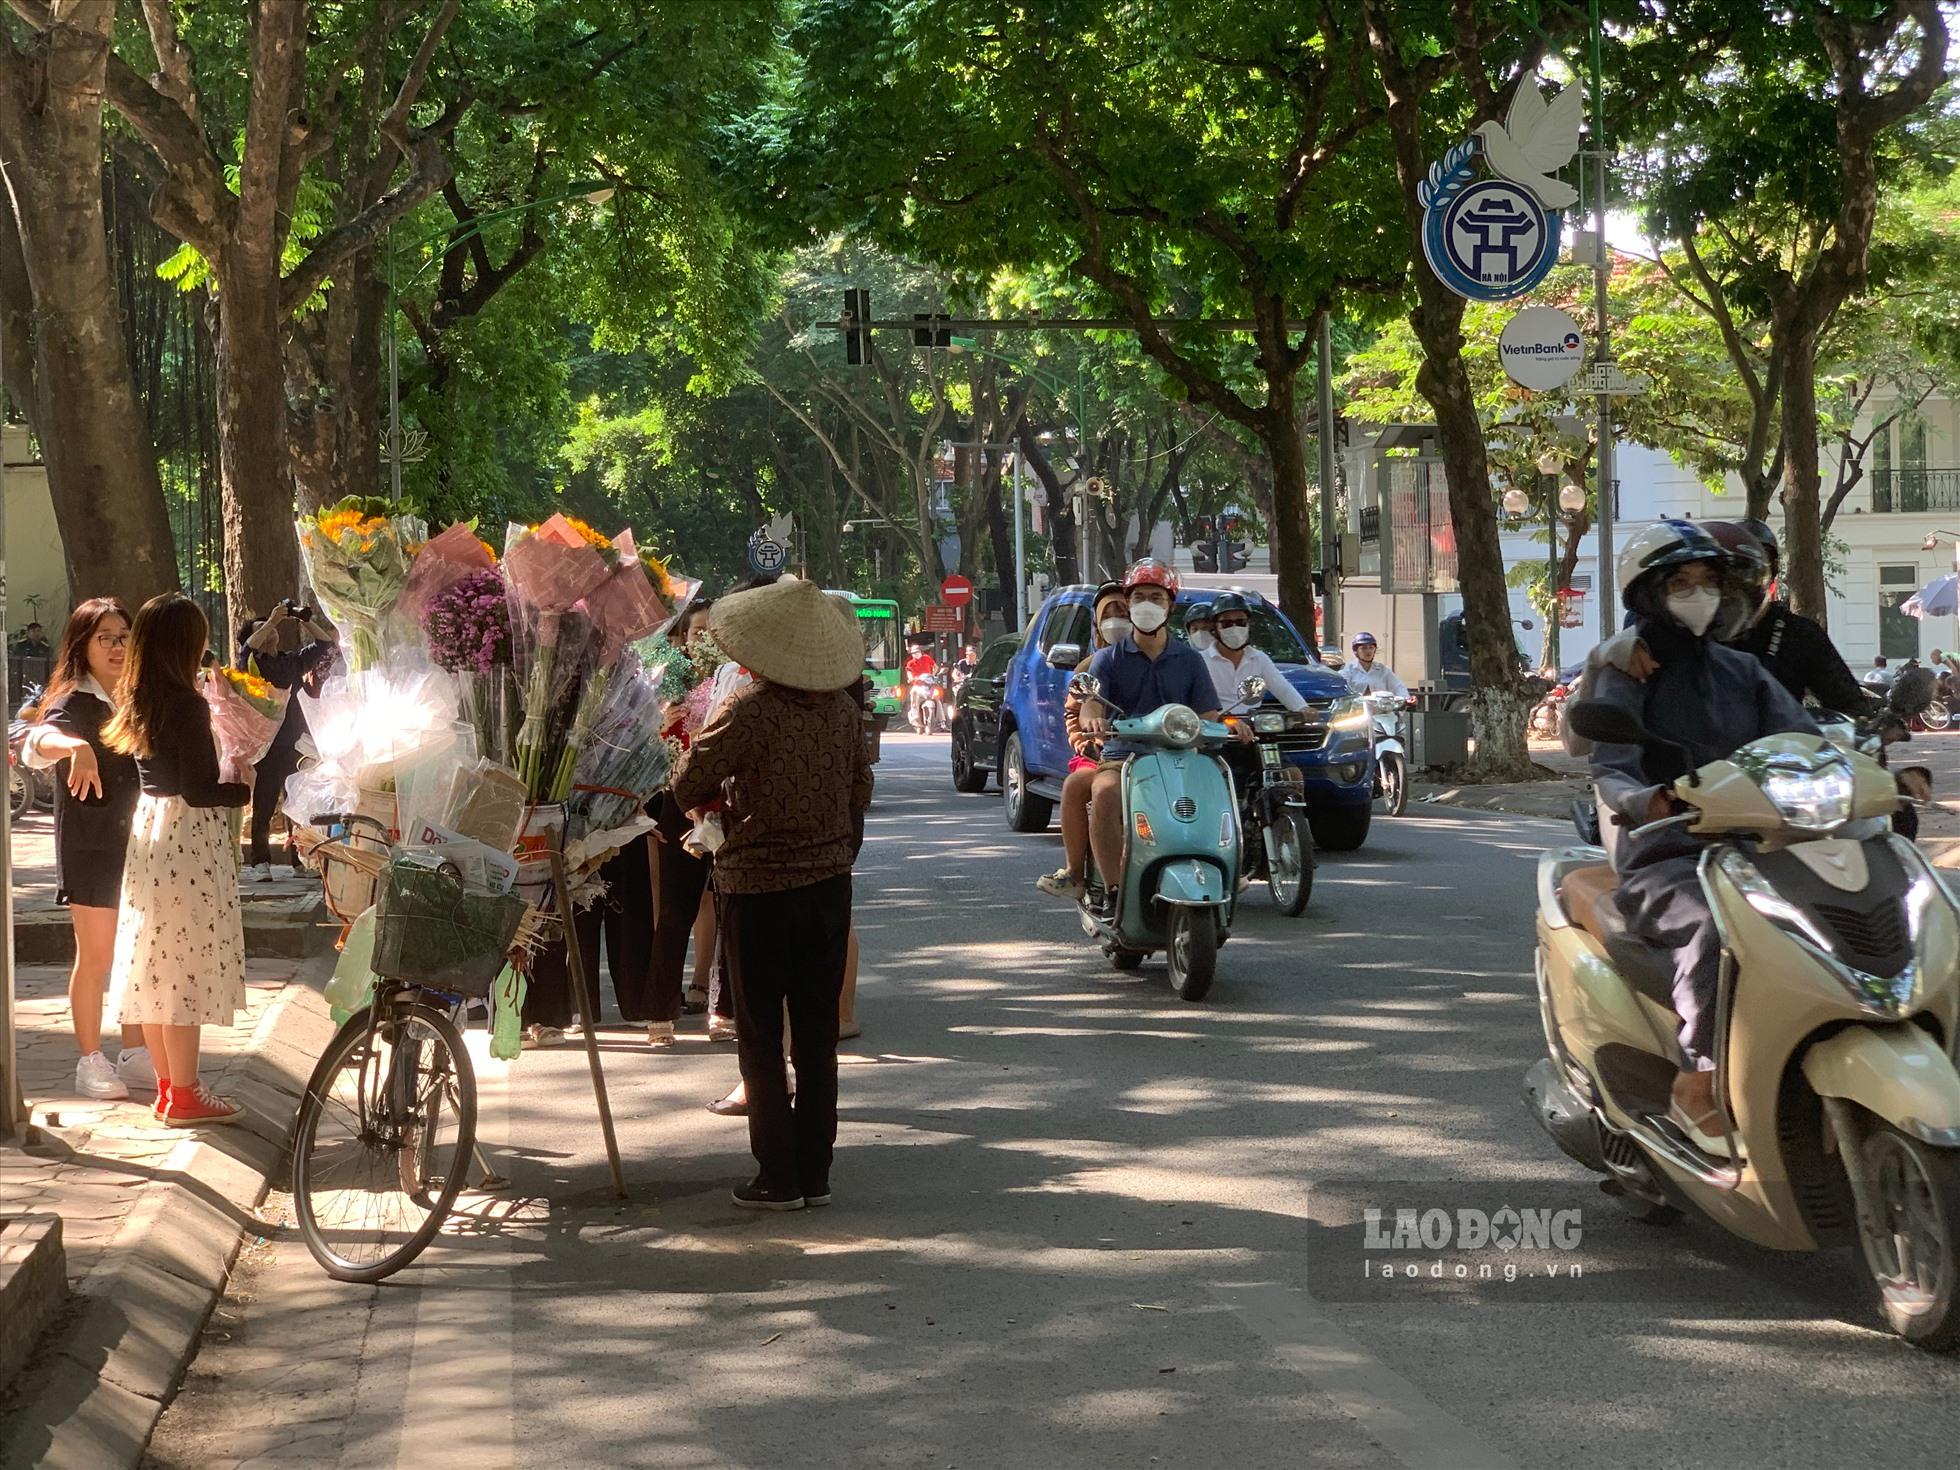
386, 182, 617, 499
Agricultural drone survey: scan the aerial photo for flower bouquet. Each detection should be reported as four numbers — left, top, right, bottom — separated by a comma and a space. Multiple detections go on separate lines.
398, 521, 499, 626
424, 568, 515, 764
543, 530, 671, 802
297, 496, 426, 670
503, 515, 614, 797
204, 664, 291, 785
564, 657, 680, 840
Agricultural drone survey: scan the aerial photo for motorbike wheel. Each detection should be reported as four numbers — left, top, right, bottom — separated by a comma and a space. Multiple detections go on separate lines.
1853, 1120, 1960, 1349
1166, 907, 1217, 1003
1922, 700, 1952, 733
8, 764, 30, 822
1379, 752, 1408, 818
1265, 809, 1314, 917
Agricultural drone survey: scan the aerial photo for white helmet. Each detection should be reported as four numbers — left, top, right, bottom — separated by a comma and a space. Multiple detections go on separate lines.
1617, 519, 1729, 621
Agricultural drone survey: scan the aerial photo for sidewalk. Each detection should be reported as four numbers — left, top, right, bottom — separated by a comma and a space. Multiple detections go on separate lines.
0, 953, 336, 1469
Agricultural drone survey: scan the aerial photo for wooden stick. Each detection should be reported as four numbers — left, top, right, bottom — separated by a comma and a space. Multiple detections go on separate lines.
549, 846, 627, 1200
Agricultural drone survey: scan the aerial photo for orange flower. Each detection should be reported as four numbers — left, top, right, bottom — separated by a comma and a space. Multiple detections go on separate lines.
316, 507, 388, 543
560, 515, 615, 554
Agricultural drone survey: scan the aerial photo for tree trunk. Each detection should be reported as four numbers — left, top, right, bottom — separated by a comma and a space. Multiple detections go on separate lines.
0, 3, 177, 609
1780, 327, 1828, 625
1015, 420, 1079, 585
214, 251, 299, 623
0, 198, 38, 429
1260, 382, 1319, 646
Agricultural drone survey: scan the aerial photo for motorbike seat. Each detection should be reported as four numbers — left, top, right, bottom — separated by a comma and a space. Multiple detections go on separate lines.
1558, 865, 1678, 1009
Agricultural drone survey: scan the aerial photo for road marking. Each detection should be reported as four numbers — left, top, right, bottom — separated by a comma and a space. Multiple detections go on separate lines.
396, 1036, 517, 1470
1214, 1282, 1517, 1470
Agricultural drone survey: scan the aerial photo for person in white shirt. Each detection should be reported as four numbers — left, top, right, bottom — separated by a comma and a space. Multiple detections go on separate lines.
1199, 594, 1309, 712
1341, 631, 1409, 699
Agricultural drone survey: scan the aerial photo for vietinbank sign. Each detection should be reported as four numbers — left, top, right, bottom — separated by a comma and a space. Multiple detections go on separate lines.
1498, 307, 1587, 391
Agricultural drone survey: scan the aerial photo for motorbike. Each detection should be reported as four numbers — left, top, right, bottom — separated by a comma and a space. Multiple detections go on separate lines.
1814, 666, 1937, 841
1220, 676, 1314, 917
1528, 696, 1960, 1349
8, 681, 50, 820
1071, 672, 1240, 1000
908, 672, 949, 734
1368, 692, 1412, 817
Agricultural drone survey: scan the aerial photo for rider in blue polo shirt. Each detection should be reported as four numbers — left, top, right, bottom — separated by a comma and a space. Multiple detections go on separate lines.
1079, 559, 1244, 904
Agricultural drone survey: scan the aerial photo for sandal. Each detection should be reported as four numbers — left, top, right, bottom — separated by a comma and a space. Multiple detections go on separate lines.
682, 986, 710, 1015
707, 1015, 738, 1043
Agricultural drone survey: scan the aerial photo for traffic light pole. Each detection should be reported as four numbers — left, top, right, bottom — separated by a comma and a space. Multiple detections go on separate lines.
1317, 312, 1340, 647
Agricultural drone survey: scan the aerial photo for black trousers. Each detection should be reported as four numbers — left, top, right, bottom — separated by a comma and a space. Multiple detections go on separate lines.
650, 792, 712, 1024
523, 836, 655, 1027
724, 874, 853, 1195
249, 740, 304, 865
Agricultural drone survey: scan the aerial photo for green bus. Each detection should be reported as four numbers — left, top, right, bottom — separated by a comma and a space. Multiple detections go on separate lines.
827, 591, 903, 719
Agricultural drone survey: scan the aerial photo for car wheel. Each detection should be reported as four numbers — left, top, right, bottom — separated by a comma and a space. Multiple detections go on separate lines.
1310, 802, 1373, 853
1002, 731, 1053, 833
952, 724, 988, 793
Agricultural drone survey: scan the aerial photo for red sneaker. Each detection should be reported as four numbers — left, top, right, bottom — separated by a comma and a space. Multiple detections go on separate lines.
153, 1079, 172, 1122
163, 1084, 241, 1127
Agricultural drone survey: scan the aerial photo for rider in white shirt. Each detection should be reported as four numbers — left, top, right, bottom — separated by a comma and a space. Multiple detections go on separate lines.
1198, 593, 1309, 711
1341, 631, 1410, 699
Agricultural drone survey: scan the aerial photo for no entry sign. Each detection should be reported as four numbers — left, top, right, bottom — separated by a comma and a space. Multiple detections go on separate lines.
939, 574, 973, 607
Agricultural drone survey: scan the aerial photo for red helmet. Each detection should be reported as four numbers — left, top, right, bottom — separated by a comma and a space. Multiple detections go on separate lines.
1123, 558, 1180, 597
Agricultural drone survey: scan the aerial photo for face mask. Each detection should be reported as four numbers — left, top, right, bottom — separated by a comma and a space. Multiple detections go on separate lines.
1129, 601, 1169, 634
1667, 586, 1721, 637
1100, 616, 1132, 644
1187, 630, 1215, 652
1218, 625, 1251, 651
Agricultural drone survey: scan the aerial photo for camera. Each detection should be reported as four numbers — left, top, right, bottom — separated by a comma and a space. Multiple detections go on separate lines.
283, 599, 314, 622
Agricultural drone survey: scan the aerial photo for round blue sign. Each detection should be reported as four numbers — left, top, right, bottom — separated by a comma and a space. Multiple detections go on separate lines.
746, 530, 788, 576
1422, 179, 1562, 303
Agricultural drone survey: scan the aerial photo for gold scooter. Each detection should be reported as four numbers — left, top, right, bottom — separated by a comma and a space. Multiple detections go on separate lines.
1527, 698, 1960, 1349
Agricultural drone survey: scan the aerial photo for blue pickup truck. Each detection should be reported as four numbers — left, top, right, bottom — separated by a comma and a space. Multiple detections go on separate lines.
995, 586, 1377, 850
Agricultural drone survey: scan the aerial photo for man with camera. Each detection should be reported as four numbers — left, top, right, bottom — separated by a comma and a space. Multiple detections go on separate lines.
238, 601, 339, 880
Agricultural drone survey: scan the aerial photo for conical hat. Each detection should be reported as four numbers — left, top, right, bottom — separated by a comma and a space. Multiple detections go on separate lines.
707, 576, 863, 692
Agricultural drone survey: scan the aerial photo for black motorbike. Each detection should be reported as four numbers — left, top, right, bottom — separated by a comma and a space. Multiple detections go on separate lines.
1223, 677, 1315, 917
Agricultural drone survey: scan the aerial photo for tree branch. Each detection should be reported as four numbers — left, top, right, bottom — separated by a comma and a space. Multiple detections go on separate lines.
280, 133, 453, 316
380, 0, 460, 151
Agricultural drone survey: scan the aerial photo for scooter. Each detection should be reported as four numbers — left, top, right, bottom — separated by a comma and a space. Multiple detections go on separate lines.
1222, 677, 1315, 917
908, 672, 949, 734
1527, 697, 1960, 1349
1071, 672, 1240, 1001
1368, 692, 1411, 817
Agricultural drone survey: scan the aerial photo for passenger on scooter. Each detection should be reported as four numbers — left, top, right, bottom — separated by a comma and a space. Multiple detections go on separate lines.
1341, 633, 1409, 699
1079, 560, 1245, 902
1184, 604, 1218, 654
1200, 593, 1308, 713
1587, 519, 1816, 1154
1037, 583, 1130, 902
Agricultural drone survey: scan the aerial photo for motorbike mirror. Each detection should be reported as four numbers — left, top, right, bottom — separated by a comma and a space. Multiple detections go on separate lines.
1237, 675, 1268, 702
1068, 672, 1103, 700
1566, 699, 1662, 749
1896, 765, 1934, 805
1890, 666, 1938, 719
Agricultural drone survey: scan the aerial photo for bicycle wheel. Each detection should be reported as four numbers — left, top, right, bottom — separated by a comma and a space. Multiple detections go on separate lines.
292, 996, 477, 1283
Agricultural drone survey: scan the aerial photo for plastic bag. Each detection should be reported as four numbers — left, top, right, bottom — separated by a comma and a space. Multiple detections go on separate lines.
325, 906, 381, 1025
490, 965, 528, 1061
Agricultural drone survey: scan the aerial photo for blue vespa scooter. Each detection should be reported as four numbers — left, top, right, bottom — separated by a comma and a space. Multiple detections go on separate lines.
1072, 672, 1242, 1001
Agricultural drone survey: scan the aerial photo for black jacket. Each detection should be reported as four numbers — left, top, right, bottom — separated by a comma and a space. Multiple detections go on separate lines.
40, 685, 141, 859
1736, 605, 1874, 717
136, 687, 252, 808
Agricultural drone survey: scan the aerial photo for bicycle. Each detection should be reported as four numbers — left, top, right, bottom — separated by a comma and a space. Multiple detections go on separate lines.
289, 833, 535, 1283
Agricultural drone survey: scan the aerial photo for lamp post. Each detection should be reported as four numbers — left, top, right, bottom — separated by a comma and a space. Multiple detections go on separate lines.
0, 308, 16, 1135
386, 184, 615, 500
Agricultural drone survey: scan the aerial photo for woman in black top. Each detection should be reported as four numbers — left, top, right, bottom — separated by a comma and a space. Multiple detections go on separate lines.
103, 594, 253, 1128
21, 598, 152, 1101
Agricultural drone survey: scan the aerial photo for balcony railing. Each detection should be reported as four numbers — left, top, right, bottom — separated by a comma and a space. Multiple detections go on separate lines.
1872, 469, 1960, 514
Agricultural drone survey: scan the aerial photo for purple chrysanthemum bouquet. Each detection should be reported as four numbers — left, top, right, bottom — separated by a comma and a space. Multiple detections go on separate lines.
424, 568, 516, 764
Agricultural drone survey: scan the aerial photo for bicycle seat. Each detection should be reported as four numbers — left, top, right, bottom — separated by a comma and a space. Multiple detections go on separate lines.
1559, 865, 1677, 1008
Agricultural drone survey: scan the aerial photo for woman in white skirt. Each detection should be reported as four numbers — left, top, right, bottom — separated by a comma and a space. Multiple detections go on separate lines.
104, 594, 252, 1126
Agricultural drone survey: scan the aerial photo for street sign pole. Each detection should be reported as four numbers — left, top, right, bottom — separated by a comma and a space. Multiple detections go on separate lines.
1012, 451, 1026, 630
1590, 0, 1617, 640
1317, 311, 1340, 646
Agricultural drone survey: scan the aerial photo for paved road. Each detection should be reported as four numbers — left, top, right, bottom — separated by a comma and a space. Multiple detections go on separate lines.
146, 734, 1960, 1469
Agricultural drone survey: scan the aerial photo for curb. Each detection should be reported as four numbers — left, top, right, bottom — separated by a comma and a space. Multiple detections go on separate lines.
13, 895, 333, 966
0, 954, 336, 1470
1410, 780, 1585, 825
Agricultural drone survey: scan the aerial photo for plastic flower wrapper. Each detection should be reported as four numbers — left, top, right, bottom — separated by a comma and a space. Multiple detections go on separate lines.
424, 567, 514, 765
282, 665, 460, 825
503, 515, 614, 794
398, 521, 499, 626
676, 630, 732, 738
203, 664, 291, 785
562, 656, 676, 837
630, 630, 699, 707
510, 602, 602, 801
544, 532, 671, 802
296, 496, 428, 670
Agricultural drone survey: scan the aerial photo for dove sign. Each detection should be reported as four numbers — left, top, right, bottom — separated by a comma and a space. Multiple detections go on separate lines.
1498, 307, 1588, 391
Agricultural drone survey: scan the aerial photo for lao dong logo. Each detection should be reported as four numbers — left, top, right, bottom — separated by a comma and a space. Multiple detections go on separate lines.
1364, 1205, 1583, 1252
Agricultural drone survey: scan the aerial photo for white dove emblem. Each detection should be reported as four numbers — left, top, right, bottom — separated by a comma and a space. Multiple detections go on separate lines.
1474, 70, 1582, 210
762, 512, 794, 547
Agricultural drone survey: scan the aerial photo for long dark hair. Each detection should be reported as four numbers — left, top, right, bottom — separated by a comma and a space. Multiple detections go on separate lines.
103, 594, 209, 760
30, 598, 133, 720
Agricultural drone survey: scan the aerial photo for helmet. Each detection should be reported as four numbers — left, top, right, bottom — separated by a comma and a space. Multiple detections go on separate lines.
1122, 558, 1180, 597
1184, 601, 1218, 626
1351, 630, 1378, 648
1091, 581, 1128, 619
1209, 592, 1251, 619
1617, 518, 1729, 622
1737, 517, 1780, 575
1702, 521, 1773, 640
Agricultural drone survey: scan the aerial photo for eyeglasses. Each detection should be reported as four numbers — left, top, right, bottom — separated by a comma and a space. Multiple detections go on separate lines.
1215, 617, 1251, 629
93, 633, 131, 650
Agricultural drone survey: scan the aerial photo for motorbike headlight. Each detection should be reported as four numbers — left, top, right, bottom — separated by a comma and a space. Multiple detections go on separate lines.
1160, 705, 1202, 747
1254, 712, 1286, 735
1756, 756, 1855, 832
1329, 697, 1369, 732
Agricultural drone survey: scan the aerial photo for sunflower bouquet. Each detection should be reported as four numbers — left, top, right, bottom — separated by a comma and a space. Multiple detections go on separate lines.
542, 529, 671, 802
297, 496, 426, 670
503, 514, 615, 797
203, 663, 291, 785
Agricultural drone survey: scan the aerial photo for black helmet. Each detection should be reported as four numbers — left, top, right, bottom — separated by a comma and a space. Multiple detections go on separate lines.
1208, 592, 1252, 619
1737, 518, 1780, 576
1184, 600, 1218, 627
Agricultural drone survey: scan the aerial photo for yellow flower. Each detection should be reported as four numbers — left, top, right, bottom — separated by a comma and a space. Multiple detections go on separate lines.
560, 515, 615, 554
316, 508, 389, 543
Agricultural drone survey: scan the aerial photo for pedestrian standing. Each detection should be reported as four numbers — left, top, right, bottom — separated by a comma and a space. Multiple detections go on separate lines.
102, 593, 253, 1126
19, 598, 156, 1100
643, 597, 720, 1052
237, 603, 338, 879
671, 577, 872, 1211
521, 835, 656, 1041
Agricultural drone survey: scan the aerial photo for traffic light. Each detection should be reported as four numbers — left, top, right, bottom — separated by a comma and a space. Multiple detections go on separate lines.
843, 288, 871, 366
1221, 537, 1249, 572
1189, 517, 1217, 572
912, 312, 951, 348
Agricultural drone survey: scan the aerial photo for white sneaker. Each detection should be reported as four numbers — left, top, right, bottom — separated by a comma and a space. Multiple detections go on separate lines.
244, 862, 272, 883
117, 1046, 158, 1093
75, 1051, 130, 1100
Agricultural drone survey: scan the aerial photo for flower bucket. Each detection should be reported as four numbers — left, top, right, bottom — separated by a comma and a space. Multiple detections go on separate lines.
513, 802, 565, 903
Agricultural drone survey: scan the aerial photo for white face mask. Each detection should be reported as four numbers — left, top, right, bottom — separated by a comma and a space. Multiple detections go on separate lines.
1128, 601, 1169, 634
1187, 629, 1215, 652
1100, 616, 1132, 645
1667, 586, 1721, 637
1217, 625, 1251, 651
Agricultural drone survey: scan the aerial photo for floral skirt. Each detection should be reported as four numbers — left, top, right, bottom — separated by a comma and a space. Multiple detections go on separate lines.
108, 795, 246, 1027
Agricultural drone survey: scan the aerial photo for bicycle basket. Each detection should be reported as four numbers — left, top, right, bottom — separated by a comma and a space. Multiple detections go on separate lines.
371, 858, 528, 999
